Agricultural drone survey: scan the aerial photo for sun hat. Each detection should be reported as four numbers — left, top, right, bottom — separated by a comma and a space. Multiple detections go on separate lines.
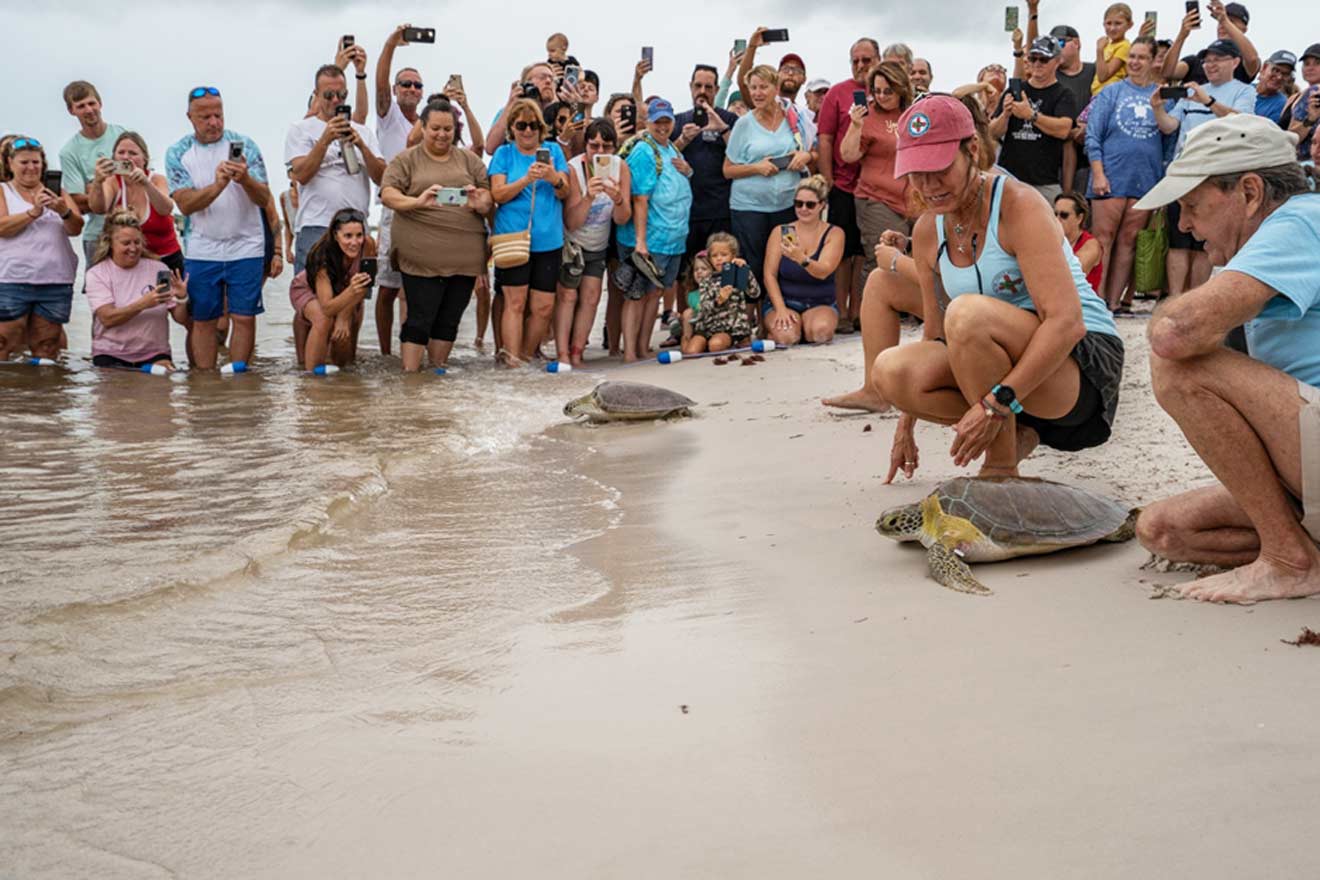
894, 94, 976, 177
1134, 114, 1301, 210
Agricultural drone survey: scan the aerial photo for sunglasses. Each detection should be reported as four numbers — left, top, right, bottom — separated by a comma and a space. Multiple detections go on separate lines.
1026, 56, 1053, 64
333, 209, 366, 224
397, 79, 424, 89
1055, 210, 1074, 219
189, 86, 221, 100
512, 120, 538, 131
322, 89, 349, 100
794, 199, 820, 209
11, 137, 41, 149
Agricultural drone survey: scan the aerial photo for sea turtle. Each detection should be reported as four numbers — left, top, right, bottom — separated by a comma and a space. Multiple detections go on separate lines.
875, 476, 1138, 595
564, 381, 696, 423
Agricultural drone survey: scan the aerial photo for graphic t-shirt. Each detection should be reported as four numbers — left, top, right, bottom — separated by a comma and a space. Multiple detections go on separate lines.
85, 258, 173, 361
164, 130, 269, 262
58, 123, 127, 243
996, 81, 1080, 185
854, 107, 909, 214
1084, 79, 1162, 198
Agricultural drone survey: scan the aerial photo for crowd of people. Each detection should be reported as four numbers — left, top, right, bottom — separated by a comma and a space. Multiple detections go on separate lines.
2, 6, 1319, 602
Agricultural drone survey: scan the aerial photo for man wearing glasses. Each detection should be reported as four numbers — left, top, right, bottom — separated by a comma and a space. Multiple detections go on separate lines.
284, 64, 385, 275
989, 36, 1080, 202
165, 87, 273, 370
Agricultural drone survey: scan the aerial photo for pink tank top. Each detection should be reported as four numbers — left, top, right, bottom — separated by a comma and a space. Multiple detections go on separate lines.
0, 183, 79, 284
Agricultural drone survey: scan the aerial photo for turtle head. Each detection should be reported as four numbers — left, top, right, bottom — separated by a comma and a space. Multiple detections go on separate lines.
875, 503, 924, 542
564, 392, 595, 419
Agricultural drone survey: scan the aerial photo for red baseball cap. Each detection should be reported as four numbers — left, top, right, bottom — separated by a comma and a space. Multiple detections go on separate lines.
894, 95, 976, 177
779, 53, 805, 71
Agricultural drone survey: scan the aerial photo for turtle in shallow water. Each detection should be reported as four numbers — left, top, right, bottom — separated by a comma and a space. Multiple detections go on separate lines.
564, 381, 696, 423
875, 476, 1138, 595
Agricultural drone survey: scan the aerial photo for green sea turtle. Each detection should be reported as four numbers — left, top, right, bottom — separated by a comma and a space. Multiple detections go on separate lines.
564, 381, 696, 423
875, 476, 1138, 595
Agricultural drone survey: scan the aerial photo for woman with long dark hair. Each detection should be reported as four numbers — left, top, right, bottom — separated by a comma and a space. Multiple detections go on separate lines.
288, 208, 375, 370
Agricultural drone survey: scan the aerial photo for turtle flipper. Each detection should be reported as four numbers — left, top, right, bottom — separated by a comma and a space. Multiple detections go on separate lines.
927, 542, 992, 596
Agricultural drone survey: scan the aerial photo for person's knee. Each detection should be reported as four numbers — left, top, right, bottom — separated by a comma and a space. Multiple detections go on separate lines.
871, 346, 910, 400
1135, 505, 1183, 557
709, 335, 730, 352
530, 295, 554, 319
943, 294, 993, 342
1149, 351, 1200, 409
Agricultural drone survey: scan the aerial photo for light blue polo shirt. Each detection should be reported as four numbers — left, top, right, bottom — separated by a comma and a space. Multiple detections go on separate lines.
616, 136, 692, 256
1226, 194, 1320, 387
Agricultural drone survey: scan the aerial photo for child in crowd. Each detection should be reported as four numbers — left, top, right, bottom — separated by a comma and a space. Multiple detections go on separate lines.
1092, 3, 1133, 94
683, 233, 759, 355
676, 252, 713, 349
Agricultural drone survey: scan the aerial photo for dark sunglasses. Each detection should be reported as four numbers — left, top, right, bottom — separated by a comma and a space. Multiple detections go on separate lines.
397, 79, 424, 89
1026, 56, 1053, 64
1055, 210, 1074, 219
794, 199, 820, 209
321, 89, 349, 100
11, 137, 41, 149
512, 120, 538, 131
189, 86, 221, 100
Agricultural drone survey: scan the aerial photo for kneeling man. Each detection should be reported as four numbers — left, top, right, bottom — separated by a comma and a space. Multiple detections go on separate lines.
1135, 115, 1320, 603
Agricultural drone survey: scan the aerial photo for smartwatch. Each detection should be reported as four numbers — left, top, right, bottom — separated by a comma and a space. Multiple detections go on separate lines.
992, 384, 1023, 414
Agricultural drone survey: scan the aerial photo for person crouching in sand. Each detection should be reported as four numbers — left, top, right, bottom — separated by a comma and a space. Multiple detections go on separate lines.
683, 232, 759, 354
1132, 115, 1320, 604
871, 95, 1124, 482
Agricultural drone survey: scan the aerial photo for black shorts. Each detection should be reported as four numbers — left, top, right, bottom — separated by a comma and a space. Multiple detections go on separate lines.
159, 251, 185, 274
495, 248, 559, 292
1165, 201, 1205, 252
1017, 331, 1125, 452
93, 352, 172, 369
827, 186, 864, 257
685, 215, 733, 264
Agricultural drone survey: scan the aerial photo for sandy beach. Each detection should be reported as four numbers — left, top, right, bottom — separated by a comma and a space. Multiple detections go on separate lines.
4, 310, 1320, 878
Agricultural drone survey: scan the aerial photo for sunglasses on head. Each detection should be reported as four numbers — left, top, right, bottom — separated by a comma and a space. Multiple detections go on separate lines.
397, 79, 424, 89
11, 137, 41, 150
512, 120, 538, 131
333, 209, 366, 225
322, 89, 349, 100
189, 86, 221, 100
794, 199, 820, 209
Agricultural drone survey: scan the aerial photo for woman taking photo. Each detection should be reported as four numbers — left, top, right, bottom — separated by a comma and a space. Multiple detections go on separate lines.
1085, 35, 1161, 312
761, 174, 843, 346
872, 96, 1123, 482
488, 98, 571, 366
0, 137, 82, 362
381, 98, 494, 372
723, 65, 816, 288
85, 211, 189, 370
1054, 192, 1103, 294
287, 208, 376, 371
88, 132, 182, 272
558, 119, 631, 367
839, 61, 914, 279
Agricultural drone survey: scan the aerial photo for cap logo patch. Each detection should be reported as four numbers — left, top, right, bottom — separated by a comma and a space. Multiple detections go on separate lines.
908, 112, 931, 137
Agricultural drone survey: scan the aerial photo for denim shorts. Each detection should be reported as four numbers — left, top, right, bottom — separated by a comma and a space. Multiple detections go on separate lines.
184, 257, 265, 322
0, 282, 75, 324
761, 297, 838, 316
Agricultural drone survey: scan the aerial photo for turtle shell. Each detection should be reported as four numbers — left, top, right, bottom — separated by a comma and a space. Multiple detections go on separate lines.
593, 381, 696, 414
935, 476, 1131, 548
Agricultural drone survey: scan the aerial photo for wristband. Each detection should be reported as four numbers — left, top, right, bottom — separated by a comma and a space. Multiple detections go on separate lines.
1205, 95, 1216, 108
1013, 51, 1025, 58
355, 73, 367, 80
990, 383, 1024, 414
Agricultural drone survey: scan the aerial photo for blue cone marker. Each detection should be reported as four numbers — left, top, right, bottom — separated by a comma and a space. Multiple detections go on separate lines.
311, 364, 339, 376
657, 351, 682, 364
219, 361, 248, 374
140, 363, 170, 376
25, 358, 58, 366
546, 361, 572, 373
751, 339, 777, 353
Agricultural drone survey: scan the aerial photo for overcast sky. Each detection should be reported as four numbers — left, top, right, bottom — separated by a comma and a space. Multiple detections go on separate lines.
9, 0, 1310, 198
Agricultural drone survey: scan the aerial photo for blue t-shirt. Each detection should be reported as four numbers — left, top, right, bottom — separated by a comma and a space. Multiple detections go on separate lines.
726, 113, 806, 213
489, 141, 568, 252
1254, 92, 1287, 125
1084, 80, 1162, 199
616, 136, 692, 256
1225, 194, 1320, 387
1169, 80, 1256, 152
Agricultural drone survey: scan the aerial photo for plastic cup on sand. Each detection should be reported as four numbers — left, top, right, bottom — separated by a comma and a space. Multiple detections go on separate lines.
657, 351, 682, 364
219, 361, 248, 374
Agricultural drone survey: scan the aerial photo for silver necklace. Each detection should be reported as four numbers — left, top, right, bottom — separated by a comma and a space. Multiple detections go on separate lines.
951, 174, 986, 254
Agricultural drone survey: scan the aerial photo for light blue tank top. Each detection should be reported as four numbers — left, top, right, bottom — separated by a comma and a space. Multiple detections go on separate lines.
936, 177, 1118, 338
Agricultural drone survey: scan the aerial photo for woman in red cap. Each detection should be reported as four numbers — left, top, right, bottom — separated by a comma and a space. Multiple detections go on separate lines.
871, 95, 1124, 481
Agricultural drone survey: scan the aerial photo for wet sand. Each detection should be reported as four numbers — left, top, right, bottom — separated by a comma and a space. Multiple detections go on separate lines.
5, 306, 1320, 876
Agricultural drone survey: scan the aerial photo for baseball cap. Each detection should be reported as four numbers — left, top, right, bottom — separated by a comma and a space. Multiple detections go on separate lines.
1223, 2, 1249, 23
1267, 50, 1298, 69
894, 95, 976, 177
1202, 39, 1241, 58
647, 98, 675, 122
806, 77, 831, 93
1133, 114, 1300, 210
1048, 25, 1080, 41
1303, 43, 1320, 62
779, 53, 806, 71
1027, 37, 1060, 59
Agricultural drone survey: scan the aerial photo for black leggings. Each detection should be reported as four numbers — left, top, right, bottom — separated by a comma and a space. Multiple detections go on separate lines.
400, 273, 475, 345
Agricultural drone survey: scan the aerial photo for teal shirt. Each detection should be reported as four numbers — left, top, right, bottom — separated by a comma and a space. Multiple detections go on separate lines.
617, 137, 692, 255
58, 123, 127, 243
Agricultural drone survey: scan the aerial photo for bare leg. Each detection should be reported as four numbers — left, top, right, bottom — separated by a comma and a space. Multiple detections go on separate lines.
228, 315, 256, 365
1148, 348, 1320, 602
1088, 197, 1124, 308
801, 306, 837, 344
376, 286, 400, 355
682, 334, 708, 355
1137, 484, 1261, 568
605, 273, 623, 355
427, 338, 454, 368
824, 260, 922, 411
292, 312, 310, 368
302, 302, 332, 370
621, 296, 645, 362
553, 284, 577, 364
0, 318, 25, 359
1165, 248, 1191, 298
765, 309, 803, 347
639, 289, 662, 358
707, 332, 733, 352
569, 276, 602, 366
521, 289, 556, 361
401, 342, 427, 372
473, 275, 490, 349
1107, 202, 1149, 309
191, 318, 219, 369
26, 315, 62, 360
491, 292, 504, 354
1189, 251, 1212, 289
500, 285, 528, 364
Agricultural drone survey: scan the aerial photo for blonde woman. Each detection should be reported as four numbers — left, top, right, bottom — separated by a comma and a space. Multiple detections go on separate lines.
89, 132, 182, 272
761, 174, 843, 346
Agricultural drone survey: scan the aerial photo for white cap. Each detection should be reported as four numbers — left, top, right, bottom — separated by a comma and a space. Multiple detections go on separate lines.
1134, 114, 1300, 211
805, 78, 831, 93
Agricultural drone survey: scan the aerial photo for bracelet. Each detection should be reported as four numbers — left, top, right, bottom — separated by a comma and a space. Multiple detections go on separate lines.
981, 395, 1010, 420
1030, 13, 1039, 19
1013, 51, 1024, 58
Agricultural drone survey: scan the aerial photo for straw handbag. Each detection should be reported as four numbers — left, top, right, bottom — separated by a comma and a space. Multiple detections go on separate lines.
490, 180, 537, 269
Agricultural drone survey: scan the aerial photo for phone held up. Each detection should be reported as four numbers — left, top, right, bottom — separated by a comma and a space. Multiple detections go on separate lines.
359, 257, 378, 286
446, 74, 464, 93
641, 46, 654, 66
435, 187, 469, 207
113, 159, 135, 175
535, 148, 552, 165
341, 34, 354, 50
762, 28, 790, 43
593, 153, 621, 182
1008, 77, 1025, 101
733, 38, 748, 54
402, 27, 436, 44
769, 155, 794, 171
1144, 10, 1158, 29
1004, 6, 1019, 31
780, 224, 796, 244
156, 269, 173, 291
693, 105, 709, 127
564, 65, 581, 87
720, 262, 750, 291
852, 90, 867, 107
1185, 0, 1200, 26
42, 169, 62, 193
1158, 85, 1190, 100
228, 141, 244, 162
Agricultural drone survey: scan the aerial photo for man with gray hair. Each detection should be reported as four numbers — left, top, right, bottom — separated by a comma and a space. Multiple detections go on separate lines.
882, 43, 913, 70
1133, 114, 1320, 604
910, 58, 933, 97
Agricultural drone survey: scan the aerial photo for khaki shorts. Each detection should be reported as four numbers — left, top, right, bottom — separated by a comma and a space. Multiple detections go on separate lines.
854, 196, 908, 277
1299, 380, 1320, 542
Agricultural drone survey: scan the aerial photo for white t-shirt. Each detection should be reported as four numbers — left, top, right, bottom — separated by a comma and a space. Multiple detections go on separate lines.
377, 101, 414, 163
283, 116, 381, 230
164, 130, 268, 262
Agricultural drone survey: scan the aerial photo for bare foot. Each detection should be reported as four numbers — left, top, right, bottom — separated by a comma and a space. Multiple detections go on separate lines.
822, 387, 891, 413
473, 337, 485, 350
1179, 552, 1320, 604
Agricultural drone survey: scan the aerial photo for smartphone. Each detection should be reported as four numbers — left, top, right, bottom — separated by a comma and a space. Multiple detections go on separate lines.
1005, 6, 1019, 31
1159, 85, 1190, 100
762, 28, 790, 43
720, 263, 750, 291
445, 74, 464, 93
1008, 77, 1025, 101
779, 224, 796, 243
535, 148, 551, 165
156, 269, 173, 290
619, 102, 637, 128
42, 169, 62, 193
733, 38, 748, 54
359, 257, 378, 285
564, 65, 581, 87
693, 106, 709, 127
769, 155, 793, 171
335, 103, 352, 119
435, 187, 469, 206
641, 46, 653, 65
1185, 0, 1200, 26
593, 153, 620, 181
1144, 10, 1158, 28
113, 159, 135, 175
852, 90, 867, 107
228, 141, 244, 162
341, 34, 354, 49
402, 27, 435, 44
